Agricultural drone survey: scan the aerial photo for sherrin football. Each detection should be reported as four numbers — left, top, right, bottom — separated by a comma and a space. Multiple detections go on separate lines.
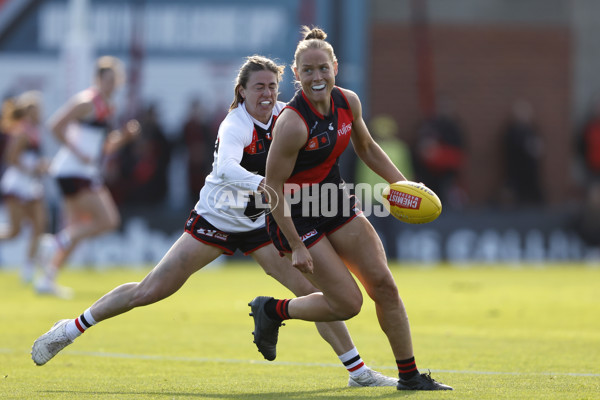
382, 181, 442, 224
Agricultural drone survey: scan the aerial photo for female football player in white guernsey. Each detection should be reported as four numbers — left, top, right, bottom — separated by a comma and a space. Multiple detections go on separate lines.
0, 91, 48, 283
35, 56, 140, 297
31, 55, 398, 387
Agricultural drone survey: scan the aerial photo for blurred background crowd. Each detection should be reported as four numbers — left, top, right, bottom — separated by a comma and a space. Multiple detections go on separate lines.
1, 0, 600, 267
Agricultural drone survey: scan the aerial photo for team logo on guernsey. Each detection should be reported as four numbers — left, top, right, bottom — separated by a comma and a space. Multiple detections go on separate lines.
305, 132, 331, 151
207, 180, 278, 221
244, 139, 265, 155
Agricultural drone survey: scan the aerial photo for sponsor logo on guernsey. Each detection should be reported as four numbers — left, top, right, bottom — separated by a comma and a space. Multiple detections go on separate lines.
301, 229, 318, 242
197, 228, 229, 241
337, 122, 352, 136
387, 189, 421, 210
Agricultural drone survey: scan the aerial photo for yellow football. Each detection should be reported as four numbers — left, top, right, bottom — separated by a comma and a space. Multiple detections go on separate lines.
382, 181, 442, 224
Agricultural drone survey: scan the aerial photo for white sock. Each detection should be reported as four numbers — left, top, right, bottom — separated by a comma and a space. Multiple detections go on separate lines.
339, 347, 368, 377
65, 308, 97, 340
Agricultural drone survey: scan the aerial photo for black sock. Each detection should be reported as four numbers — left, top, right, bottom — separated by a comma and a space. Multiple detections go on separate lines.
397, 356, 419, 380
264, 298, 291, 321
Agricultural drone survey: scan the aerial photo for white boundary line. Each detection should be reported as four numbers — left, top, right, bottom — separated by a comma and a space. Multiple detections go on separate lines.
4, 348, 599, 377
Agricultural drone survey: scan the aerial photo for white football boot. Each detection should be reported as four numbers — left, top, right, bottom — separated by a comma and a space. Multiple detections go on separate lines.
348, 368, 399, 387
31, 319, 73, 365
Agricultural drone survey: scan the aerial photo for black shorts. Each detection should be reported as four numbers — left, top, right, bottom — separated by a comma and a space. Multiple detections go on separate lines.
184, 211, 272, 255
56, 177, 99, 197
267, 193, 362, 255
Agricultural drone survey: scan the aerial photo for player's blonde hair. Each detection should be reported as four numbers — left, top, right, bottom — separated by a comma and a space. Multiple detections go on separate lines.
0, 90, 41, 132
292, 26, 338, 73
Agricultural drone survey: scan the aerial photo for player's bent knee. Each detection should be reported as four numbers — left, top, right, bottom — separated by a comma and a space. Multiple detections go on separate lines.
332, 296, 363, 320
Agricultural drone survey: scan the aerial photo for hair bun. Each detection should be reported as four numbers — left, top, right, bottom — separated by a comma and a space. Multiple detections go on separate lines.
304, 27, 327, 41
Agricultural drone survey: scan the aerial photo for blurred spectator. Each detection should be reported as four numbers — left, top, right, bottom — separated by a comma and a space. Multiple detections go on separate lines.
355, 114, 413, 195
572, 96, 600, 246
499, 99, 544, 206
577, 96, 600, 184
571, 183, 600, 247
411, 96, 467, 209
131, 104, 171, 204
109, 104, 171, 205
181, 99, 215, 202
355, 114, 413, 256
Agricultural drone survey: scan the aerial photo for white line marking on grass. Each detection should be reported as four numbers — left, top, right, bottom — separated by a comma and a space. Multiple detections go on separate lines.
5, 348, 597, 377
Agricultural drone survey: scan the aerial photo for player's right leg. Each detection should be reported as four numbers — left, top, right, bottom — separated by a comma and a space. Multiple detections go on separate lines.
283, 237, 365, 321
251, 244, 356, 356
31, 233, 223, 365
251, 244, 398, 386
248, 239, 363, 359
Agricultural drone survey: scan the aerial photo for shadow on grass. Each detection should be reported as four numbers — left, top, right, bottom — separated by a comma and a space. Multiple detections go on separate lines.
41, 388, 419, 399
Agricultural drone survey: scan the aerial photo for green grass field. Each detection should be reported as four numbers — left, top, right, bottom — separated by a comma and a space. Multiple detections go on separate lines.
1, 262, 599, 399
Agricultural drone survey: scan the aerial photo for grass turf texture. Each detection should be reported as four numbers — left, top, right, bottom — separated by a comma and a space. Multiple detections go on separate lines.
1, 263, 599, 399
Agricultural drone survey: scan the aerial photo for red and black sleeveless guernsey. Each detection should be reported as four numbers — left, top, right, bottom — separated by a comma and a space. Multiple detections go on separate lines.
266, 87, 359, 252
284, 86, 353, 188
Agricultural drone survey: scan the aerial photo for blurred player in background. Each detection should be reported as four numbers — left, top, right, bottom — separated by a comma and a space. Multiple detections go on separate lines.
31, 55, 398, 387
35, 56, 140, 297
0, 91, 48, 283
258, 26, 452, 391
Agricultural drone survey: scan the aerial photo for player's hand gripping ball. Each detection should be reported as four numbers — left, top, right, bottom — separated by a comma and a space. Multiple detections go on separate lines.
382, 181, 442, 224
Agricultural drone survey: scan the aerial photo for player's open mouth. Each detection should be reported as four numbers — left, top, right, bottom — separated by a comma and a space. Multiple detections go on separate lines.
260, 101, 271, 105
312, 84, 326, 91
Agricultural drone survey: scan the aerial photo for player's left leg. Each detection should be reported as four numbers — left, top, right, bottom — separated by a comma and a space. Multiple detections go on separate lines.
328, 215, 452, 390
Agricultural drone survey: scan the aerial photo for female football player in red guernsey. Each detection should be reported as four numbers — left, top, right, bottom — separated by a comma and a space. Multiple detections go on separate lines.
255, 26, 452, 391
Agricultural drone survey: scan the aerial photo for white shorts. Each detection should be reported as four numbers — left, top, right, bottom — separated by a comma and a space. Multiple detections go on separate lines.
0, 167, 43, 201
